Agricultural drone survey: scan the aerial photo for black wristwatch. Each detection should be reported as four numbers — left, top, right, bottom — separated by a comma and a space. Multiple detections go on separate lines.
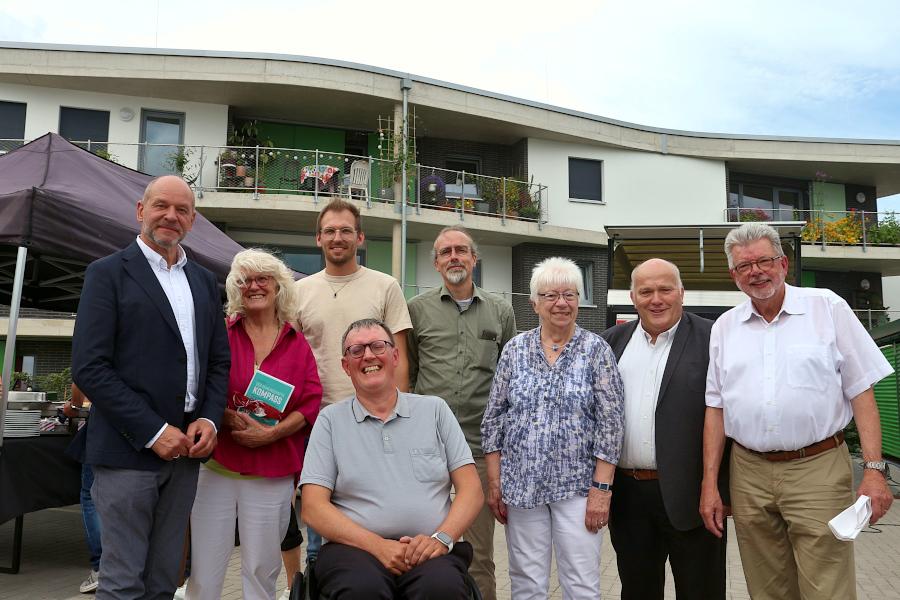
591, 481, 613, 492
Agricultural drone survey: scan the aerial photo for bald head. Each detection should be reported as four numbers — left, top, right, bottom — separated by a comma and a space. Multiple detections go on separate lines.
630, 259, 682, 292
142, 175, 195, 209
630, 258, 685, 341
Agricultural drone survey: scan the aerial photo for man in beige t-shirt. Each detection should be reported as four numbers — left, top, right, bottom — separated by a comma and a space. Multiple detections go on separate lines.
296, 199, 412, 406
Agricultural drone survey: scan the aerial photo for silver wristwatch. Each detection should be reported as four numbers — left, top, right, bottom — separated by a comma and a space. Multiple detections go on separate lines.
431, 530, 454, 552
863, 461, 890, 479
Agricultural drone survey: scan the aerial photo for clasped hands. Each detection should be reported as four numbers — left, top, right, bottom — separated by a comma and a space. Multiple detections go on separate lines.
151, 419, 217, 460
373, 534, 449, 576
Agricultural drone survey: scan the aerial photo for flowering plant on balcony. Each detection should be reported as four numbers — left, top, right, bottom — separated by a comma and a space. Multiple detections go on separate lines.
455, 198, 475, 212
738, 208, 772, 222
801, 211, 863, 244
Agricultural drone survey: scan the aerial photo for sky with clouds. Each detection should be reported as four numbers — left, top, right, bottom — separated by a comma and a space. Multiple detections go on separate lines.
2, 0, 900, 206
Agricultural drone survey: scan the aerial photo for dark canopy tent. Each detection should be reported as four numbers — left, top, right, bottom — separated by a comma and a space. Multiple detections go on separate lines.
0, 133, 246, 444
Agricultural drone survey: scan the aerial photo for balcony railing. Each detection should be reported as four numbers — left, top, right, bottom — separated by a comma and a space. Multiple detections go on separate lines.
726, 207, 900, 251
1, 139, 549, 227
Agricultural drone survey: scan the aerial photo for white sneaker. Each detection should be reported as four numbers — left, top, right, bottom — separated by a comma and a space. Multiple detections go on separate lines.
173, 581, 187, 600
79, 569, 100, 593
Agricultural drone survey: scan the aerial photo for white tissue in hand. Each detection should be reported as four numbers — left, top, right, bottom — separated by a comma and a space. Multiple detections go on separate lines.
828, 495, 871, 541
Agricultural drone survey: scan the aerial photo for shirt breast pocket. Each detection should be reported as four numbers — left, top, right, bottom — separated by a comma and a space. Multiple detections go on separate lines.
409, 447, 446, 482
476, 339, 499, 371
787, 345, 831, 392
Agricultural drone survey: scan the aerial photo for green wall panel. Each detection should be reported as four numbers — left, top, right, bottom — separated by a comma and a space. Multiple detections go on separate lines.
875, 344, 900, 459
256, 122, 346, 154
810, 182, 846, 219
365, 241, 417, 300
801, 270, 816, 287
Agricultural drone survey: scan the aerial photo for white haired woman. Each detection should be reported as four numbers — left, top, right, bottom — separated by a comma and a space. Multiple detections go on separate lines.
481, 257, 624, 599
187, 249, 322, 600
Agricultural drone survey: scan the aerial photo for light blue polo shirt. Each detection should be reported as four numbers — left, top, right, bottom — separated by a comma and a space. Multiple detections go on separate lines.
300, 392, 474, 541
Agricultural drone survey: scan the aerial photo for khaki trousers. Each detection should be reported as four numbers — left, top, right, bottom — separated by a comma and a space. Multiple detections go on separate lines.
730, 442, 856, 600
466, 455, 497, 600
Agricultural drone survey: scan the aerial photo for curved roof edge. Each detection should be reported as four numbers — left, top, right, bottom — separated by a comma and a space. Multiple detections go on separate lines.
3, 40, 900, 147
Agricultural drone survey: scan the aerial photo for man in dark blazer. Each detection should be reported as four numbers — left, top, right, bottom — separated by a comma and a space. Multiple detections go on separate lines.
71, 175, 230, 600
601, 258, 727, 600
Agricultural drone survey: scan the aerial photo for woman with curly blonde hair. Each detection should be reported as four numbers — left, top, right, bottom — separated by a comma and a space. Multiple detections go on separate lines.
188, 249, 322, 600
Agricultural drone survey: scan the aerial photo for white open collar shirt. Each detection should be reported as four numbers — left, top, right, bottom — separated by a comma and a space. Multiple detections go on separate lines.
706, 284, 893, 452
137, 236, 207, 448
617, 320, 678, 469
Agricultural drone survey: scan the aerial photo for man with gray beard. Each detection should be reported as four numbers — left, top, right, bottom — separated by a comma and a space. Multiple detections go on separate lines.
407, 226, 516, 600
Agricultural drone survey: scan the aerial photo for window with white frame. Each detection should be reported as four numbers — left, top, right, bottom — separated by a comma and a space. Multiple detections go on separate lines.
568, 157, 603, 202
577, 261, 594, 305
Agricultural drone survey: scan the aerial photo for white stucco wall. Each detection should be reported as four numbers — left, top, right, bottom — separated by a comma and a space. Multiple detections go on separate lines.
882, 276, 900, 322
0, 82, 228, 185
413, 242, 513, 301
527, 138, 728, 231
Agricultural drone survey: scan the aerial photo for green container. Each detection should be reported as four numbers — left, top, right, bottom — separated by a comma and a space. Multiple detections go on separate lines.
874, 343, 900, 460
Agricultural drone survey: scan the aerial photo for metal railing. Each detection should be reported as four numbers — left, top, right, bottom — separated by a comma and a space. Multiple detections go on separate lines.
726, 207, 900, 251
2, 139, 549, 226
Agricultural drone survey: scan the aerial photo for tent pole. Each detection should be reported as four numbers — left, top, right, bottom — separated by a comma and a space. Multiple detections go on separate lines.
0, 246, 28, 449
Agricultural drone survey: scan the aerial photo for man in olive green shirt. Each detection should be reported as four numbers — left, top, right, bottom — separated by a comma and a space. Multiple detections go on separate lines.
407, 226, 516, 600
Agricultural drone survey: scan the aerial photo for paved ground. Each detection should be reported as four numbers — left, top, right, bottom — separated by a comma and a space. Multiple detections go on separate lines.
2, 459, 899, 599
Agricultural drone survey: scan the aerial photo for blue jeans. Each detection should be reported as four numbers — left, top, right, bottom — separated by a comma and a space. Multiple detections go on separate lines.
306, 527, 322, 564
82, 464, 103, 570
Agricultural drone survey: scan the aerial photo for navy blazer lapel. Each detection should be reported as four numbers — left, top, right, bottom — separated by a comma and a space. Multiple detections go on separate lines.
184, 261, 208, 355
657, 314, 691, 403
122, 242, 182, 340
610, 320, 639, 360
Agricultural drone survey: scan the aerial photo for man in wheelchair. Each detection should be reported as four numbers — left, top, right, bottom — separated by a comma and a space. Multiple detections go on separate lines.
300, 319, 484, 599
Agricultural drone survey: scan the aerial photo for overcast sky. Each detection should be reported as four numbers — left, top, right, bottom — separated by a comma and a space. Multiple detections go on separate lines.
3, 0, 900, 207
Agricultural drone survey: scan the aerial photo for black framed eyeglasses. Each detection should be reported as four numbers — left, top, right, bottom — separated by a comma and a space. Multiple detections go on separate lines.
732, 255, 783, 276
343, 340, 394, 358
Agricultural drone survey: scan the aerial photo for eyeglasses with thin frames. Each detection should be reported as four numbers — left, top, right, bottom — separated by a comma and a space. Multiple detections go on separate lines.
343, 340, 395, 358
732, 255, 783, 276
537, 291, 579, 303
238, 275, 273, 288
320, 227, 357, 239
436, 245, 472, 258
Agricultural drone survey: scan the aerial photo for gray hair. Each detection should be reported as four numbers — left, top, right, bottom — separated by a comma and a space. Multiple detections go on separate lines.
529, 257, 584, 302
630, 259, 684, 292
341, 318, 395, 351
430, 225, 479, 261
225, 248, 299, 323
724, 223, 785, 269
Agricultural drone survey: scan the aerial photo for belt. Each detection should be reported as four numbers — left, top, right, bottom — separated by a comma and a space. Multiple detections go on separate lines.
744, 431, 845, 462
617, 468, 659, 481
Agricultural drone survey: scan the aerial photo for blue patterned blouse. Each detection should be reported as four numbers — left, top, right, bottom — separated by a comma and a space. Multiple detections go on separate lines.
481, 325, 625, 509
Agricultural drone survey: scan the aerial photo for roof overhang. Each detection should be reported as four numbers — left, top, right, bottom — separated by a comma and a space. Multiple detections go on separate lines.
605, 223, 804, 292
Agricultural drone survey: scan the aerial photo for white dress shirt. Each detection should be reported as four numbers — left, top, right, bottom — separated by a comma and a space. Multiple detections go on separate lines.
136, 236, 204, 448
706, 284, 893, 452
616, 320, 679, 469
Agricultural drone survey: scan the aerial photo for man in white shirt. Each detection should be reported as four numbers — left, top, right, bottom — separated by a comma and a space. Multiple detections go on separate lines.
72, 176, 230, 599
701, 222, 894, 600
601, 259, 726, 600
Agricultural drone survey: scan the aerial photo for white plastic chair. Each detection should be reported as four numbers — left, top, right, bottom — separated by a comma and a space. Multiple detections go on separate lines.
340, 160, 369, 201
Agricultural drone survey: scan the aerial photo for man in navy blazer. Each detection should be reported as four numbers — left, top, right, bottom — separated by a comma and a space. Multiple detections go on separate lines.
72, 175, 230, 600
601, 258, 727, 600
